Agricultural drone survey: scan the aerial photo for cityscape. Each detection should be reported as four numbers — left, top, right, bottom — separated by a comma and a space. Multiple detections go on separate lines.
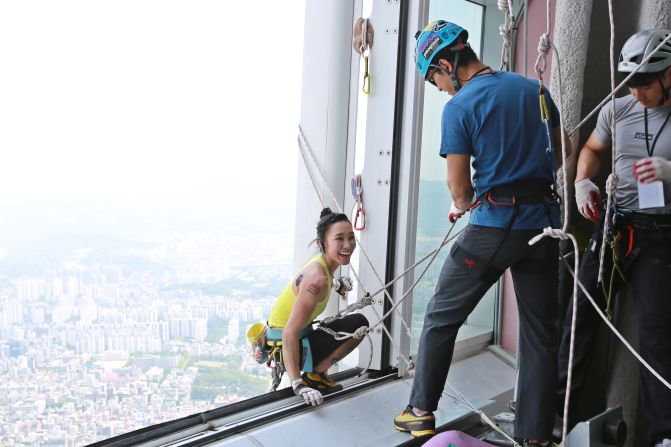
0, 198, 295, 446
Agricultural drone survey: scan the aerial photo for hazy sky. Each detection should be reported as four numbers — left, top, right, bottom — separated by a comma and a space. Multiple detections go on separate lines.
0, 1, 304, 205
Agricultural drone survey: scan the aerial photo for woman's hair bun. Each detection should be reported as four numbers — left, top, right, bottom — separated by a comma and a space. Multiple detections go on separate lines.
320, 207, 334, 219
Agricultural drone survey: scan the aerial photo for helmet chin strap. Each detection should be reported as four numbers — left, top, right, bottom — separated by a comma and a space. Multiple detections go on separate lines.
450, 51, 461, 92
658, 73, 671, 106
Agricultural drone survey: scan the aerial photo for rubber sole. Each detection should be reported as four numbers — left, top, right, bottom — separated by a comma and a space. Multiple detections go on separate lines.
394, 424, 436, 437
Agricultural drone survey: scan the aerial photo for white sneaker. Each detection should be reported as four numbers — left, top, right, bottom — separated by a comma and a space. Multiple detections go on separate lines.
655, 438, 671, 447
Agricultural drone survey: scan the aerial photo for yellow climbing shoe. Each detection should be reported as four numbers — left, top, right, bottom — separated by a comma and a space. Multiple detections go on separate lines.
301, 372, 344, 395
394, 406, 436, 437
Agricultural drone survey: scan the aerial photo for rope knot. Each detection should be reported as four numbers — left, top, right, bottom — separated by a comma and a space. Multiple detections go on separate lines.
497, 0, 510, 13
353, 326, 369, 340
537, 33, 551, 55
499, 23, 512, 47
529, 227, 569, 245
534, 34, 552, 76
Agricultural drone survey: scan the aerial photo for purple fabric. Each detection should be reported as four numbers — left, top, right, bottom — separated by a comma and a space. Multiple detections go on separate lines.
421, 430, 496, 447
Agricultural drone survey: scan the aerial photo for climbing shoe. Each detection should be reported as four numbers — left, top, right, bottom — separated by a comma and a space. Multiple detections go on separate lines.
301, 372, 343, 395
394, 406, 436, 437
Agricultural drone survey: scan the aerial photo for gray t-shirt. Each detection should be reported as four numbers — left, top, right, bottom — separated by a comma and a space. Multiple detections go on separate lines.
594, 95, 671, 213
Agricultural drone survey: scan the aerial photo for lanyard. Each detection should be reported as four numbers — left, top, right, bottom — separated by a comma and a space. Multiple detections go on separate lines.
643, 107, 671, 157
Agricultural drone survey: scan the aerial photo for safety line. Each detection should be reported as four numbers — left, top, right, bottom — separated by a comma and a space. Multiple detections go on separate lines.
443, 383, 520, 446
598, 0, 619, 288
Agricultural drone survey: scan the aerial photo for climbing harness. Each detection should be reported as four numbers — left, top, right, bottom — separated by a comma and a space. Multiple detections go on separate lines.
351, 175, 366, 231
353, 18, 374, 95
457, 180, 560, 286
263, 325, 316, 392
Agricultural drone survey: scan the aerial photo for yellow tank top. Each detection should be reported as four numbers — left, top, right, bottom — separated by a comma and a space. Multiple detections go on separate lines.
267, 255, 332, 328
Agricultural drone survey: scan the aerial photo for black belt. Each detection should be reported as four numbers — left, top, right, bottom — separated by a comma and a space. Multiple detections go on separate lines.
485, 180, 559, 205
622, 212, 671, 231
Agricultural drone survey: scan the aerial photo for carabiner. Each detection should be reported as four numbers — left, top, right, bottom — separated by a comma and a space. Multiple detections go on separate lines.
538, 80, 549, 123
362, 56, 371, 95
354, 207, 366, 230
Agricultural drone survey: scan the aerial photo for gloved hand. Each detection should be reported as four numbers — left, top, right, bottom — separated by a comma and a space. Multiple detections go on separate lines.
291, 377, 323, 406
575, 178, 602, 222
448, 202, 469, 224
633, 157, 671, 183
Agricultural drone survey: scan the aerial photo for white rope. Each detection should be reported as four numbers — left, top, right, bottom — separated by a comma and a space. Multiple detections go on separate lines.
318, 223, 461, 339
443, 383, 521, 446
367, 222, 460, 333
527, 0, 579, 439
560, 256, 671, 392
529, 228, 578, 445
598, 0, 618, 287
534, 0, 552, 76
348, 265, 414, 369
534, 33, 551, 76
498, 0, 514, 70
360, 19, 369, 55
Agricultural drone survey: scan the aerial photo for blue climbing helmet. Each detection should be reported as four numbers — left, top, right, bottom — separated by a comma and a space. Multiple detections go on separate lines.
415, 20, 469, 80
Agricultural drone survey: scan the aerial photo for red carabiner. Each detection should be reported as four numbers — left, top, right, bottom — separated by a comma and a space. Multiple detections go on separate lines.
354, 207, 366, 231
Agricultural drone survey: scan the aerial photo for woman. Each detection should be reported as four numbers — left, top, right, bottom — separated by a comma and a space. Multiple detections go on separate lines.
267, 207, 369, 406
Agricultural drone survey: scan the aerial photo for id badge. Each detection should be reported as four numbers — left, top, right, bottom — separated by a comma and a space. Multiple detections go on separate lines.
638, 180, 665, 209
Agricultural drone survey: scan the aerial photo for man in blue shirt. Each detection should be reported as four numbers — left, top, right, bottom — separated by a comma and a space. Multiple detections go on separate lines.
393, 20, 569, 445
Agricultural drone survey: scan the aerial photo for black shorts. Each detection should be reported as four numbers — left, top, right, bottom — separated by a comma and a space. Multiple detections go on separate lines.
303, 313, 369, 368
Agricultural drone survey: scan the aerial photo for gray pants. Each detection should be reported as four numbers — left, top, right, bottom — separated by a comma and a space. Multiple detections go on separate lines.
410, 224, 559, 441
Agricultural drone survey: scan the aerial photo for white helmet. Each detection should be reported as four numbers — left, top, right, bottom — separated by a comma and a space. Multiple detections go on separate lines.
618, 28, 671, 73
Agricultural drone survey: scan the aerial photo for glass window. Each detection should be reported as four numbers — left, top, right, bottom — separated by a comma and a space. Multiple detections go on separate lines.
411, 0, 496, 352
0, 1, 304, 443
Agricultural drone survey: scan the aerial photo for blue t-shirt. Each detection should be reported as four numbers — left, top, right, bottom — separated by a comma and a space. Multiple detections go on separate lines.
440, 71, 561, 230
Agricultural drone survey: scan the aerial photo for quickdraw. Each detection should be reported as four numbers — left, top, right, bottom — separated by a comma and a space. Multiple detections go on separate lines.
351, 174, 366, 230
538, 81, 556, 179
353, 18, 374, 95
